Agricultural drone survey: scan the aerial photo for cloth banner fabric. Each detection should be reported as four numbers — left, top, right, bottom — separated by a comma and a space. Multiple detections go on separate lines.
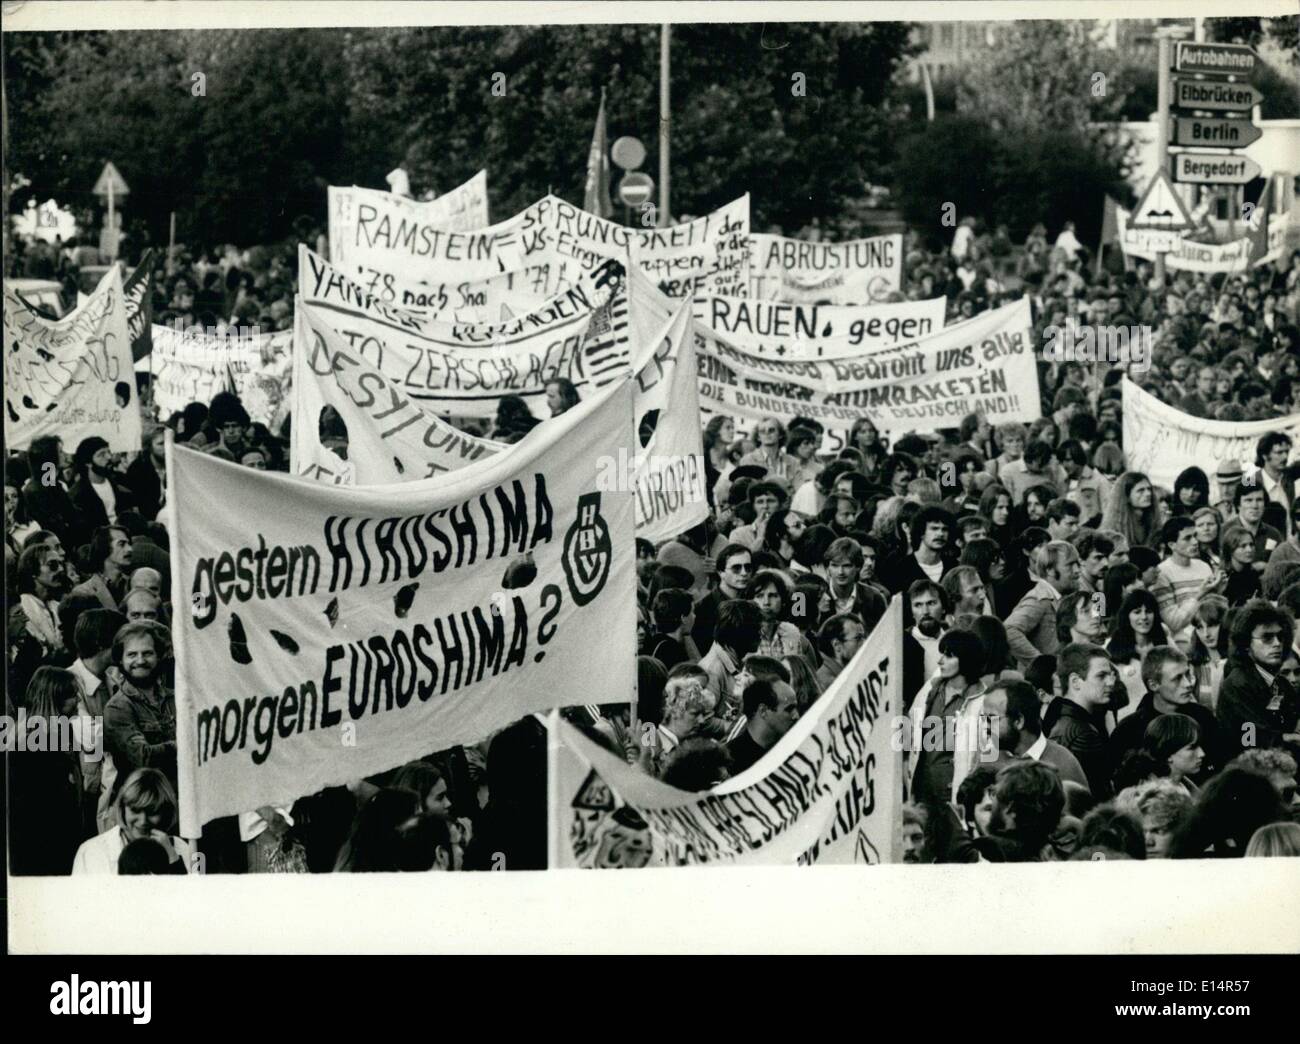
125, 250, 156, 361
550, 597, 904, 867
325, 194, 751, 312
1117, 205, 1291, 273
747, 232, 904, 304
4, 264, 142, 452
692, 295, 947, 359
297, 245, 631, 419
329, 168, 490, 269
171, 377, 638, 836
1121, 378, 1300, 493
138, 325, 293, 429
694, 297, 1040, 434
291, 306, 506, 486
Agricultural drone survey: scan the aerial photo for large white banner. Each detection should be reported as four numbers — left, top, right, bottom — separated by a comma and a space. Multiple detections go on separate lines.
298, 245, 632, 419
1122, 378, 1300, 492
4, 265, 142, 451
171, 378, 638, 835
695, 297, 1040, 434
329, 169, 490, 271
550, 597, 903, 867
138, 325, 293, 428
692, 295, 947, 358
328, 194, 751, 311
291, 307, 505, 486
748, 232, 904, 304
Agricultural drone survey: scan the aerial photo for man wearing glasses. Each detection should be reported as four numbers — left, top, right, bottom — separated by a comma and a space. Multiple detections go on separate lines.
690, 543, 754, 655
1216, 602, 1300, 758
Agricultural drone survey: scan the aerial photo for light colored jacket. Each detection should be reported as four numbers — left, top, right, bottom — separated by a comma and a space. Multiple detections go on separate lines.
1004, 579, 1063, 670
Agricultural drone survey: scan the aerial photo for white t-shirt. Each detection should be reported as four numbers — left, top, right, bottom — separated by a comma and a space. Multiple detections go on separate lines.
89, 477, 117, 523
917, 556, 944, 582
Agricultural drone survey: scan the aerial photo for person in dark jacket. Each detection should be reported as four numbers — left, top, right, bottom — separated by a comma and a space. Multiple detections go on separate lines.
1215, 602, 1300, 758
725, 678, 800, 775
1109, 645, 1224, 782
123, 424, 168, 521
67, 436, 137, 533
20, 435, 83, 550
1044, 642, 1119, 798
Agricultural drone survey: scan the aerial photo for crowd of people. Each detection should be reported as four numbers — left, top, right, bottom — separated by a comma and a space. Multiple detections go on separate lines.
6, 216, 1300, 873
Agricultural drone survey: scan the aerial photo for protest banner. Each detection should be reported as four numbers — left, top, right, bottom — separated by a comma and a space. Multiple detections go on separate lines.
694, 297, 1040, 435
1122, 378, 1300, 492
291, 307, 506, 486
617, 298, 709, 543
329, 169, 490, 267
748, 231, 904, 304
297, 245, 632, 419
1117, 205, 1291, 273
171, 376, 638, 836
692, 295, 947, 359
124, 250, 156, 361
329, 194, 751, 312
3, 264, 142, 452
549, 597, 904, 867
139, 324, 293, 428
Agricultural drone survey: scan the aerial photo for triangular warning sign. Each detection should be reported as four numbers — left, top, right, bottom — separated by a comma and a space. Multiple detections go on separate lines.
1130, 170, 1194, 231
92, 161, 130, 198
572, 768, 616, 812
498, 302, 516, 322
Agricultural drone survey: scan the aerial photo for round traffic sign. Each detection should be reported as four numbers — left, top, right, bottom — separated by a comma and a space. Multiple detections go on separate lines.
618, 172, 655, 207
611, 136, 646, 171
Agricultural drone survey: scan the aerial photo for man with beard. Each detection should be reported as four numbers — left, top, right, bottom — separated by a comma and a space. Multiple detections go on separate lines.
977, 760, 1066, 862
68, 437, 137, 531
983, 679, 1090, 792
903, 580, 948, 707
69, 526, 134, 611
104, 621, 178, 799
882, 506, 953, 597
124, 424, 168, 521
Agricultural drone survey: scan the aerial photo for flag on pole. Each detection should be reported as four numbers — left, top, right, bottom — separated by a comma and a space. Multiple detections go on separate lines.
1245, 179, 1272, 264
584, 88, 613, 219
1100, 195, 1120, 248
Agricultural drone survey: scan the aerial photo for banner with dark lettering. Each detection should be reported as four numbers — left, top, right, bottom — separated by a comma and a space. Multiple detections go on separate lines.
329, 169, 490, 272
692, 295, 947, 358
291, 306, 506, 485
325, 194, 751, 312
550, 598, 903, 867
3, 264, 142, 451
693, 297, 1040, 434
1122, 378, 1300, 493
298, 245, 631, 419
617, 297, 708, 543
748, 232, 904, 304
138, 325, 293, 429
171, 378, 638, 835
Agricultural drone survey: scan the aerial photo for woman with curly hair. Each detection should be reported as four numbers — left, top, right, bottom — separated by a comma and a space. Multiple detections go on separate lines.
1169, 466, 1210, 517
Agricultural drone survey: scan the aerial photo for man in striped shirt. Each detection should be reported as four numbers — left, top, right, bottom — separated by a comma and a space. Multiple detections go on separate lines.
1150, 516, 1225, 635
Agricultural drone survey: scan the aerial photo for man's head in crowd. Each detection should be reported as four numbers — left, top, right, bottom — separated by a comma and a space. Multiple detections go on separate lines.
18, 542, 70, 599
123, 589, 163, 623
909, 580, 948, 638
209, 392, 251, 456
74, 609, 127, 675
113, 621, 168, 692
901, 803, 934, 864
1033, 540, 1081, 595
714, 599, 763, 661
715, 544, 753, 599
73, 436, 114, 480
91, 525, 133, 577
1074, 531, 1114, 586
988, 761, 1065, 851
983, 679, 1043, 754
824, 537, 863, 593
1141, 645, 1195, 708
1045, 498, 1081, 542
129, 567, 163, 599
818, 613, 866, 666
942, 565, 986, 617
910, 505, 953, 555
742, 677, 800, 748
1230, 602, 1293, 671
1233, 481, 1268, 527
1057, 590, 1105, 645
1057, 642, 1116, 712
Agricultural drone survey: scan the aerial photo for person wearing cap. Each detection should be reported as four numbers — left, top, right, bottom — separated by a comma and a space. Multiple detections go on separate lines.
1213, 460, 1244, 526
68, 437, 136, 533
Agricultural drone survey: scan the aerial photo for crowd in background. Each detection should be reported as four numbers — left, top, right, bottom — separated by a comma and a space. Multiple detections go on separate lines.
6, 217, 1300, 873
